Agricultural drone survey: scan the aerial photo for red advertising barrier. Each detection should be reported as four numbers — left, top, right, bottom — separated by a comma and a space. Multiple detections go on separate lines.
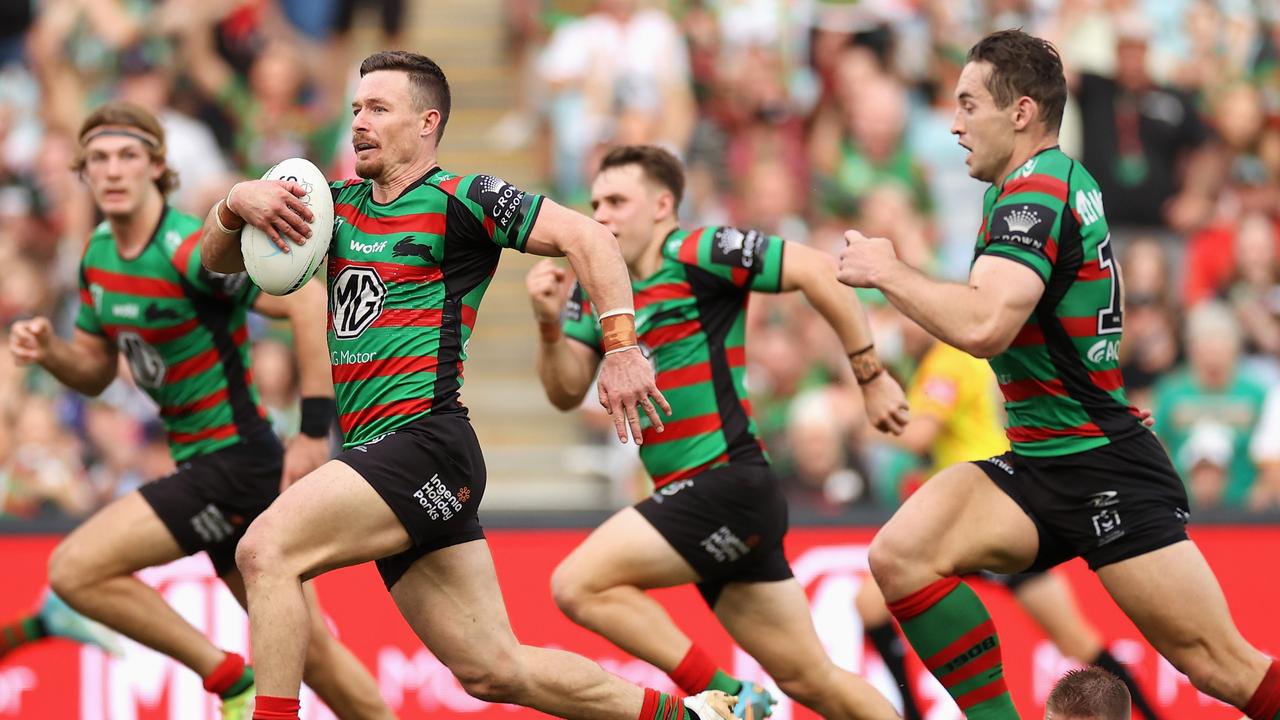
1, 526, 1276, 719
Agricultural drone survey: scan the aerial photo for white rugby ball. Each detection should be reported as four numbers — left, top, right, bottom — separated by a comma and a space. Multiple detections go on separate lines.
240, 157, 334, 296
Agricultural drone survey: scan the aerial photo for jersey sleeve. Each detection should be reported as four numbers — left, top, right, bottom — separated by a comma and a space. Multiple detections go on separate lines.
978, 176, 1066, 283
451, 174, 545, 252
907, 348, 965, 422
176, 230, 260, 307
671, 226, 785, 292
74, 263, 105, 337
560, 282, 603, 354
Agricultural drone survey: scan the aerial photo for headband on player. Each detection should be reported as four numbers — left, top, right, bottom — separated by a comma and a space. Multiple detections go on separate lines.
80, 126, 160, 150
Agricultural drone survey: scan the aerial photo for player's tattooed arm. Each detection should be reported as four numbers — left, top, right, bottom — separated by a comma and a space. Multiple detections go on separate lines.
10, 321, 118, 396
780, 242, 909, 434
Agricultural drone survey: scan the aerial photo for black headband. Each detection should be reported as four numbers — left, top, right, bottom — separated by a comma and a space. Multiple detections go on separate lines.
80, 127, 160, 149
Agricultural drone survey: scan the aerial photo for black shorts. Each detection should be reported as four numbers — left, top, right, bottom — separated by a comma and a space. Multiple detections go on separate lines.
976, 429, 1190, 572
139, 433, 283, 576
636, 463, 793, 607
335, 412, 486, 589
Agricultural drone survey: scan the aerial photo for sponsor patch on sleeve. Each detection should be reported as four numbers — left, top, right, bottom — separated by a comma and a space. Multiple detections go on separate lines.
988, 202, 1055, 257
709, 227, 767, 271
562, 283, 586, 322
466, 174, 531, 235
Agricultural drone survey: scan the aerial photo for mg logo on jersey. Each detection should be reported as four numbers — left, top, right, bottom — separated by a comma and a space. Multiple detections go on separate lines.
1086, 339, 1120, 365
331, 266, 387, 339
117, 331, 166, 389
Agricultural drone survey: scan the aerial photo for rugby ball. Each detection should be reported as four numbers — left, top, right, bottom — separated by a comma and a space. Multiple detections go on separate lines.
240, 157, 334, 296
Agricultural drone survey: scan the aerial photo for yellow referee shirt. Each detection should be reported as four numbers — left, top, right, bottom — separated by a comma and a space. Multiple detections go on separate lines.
907, 342, 1009, 473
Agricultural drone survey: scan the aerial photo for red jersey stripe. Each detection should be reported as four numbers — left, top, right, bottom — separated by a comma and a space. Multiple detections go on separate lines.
340, 397, 433, 433
334, 204, 446, 236
84, 268, 183, 298
642, 319, 700, 348
161, 387, 229, 417
332, 354, 439, 384
436, 176, 462, 195
1000, 175, 1069, 203
101, 319, 199, 345
1090, 368, 1124, 391
166, 348, 220, 383
169, 424, 237, 444
372, 309, 442, 329
642, 412, 722, 446
678, 229, 703, 265
656, 362, 711, 390
171, 230, 201, 275
636, 282, 693, 307
651, 453, 729, 489
1007, 422, 1103, 443
330, 257, 443, 284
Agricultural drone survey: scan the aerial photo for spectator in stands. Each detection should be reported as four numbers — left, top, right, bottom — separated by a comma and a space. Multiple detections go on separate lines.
1119, 237, 1181, 409
1221, 212, 1280, 363
1073, 12, 1218, 234
1045, 667, 1131, 720
1153, 301, 1269, 509
779, 388, 868, 513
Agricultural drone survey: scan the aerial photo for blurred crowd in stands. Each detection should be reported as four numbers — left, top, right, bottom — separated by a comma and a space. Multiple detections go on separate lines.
0, 0, 1278, 520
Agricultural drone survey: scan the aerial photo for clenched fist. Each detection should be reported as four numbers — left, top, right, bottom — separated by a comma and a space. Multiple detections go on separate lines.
837, 229, 898, 289
525, 258, 576, 324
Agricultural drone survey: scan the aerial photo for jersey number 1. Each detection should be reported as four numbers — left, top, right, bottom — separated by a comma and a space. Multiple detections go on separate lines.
1096, 234, 1122, 335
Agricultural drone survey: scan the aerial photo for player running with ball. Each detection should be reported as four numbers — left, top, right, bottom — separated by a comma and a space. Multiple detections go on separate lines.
201, 51, 738, 720
839, 29, 1280, 719
530, 145, 908, 720
8, 101, 393, 719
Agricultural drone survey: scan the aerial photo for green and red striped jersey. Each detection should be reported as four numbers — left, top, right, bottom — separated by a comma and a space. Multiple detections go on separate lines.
75, 208, 268, 461
327, 168, 543, 447
562, 226, 785, 488
974, 147, 1142, 457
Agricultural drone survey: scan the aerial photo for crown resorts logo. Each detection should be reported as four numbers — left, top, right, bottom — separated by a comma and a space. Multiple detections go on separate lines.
1003, 206, 1042, 234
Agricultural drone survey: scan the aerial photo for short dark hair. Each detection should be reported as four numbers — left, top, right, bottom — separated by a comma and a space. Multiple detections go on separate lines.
359, 51, 452, 141
967, 29, 1067, 132
598, 145, 685, 207
1046, 668, 1131, 720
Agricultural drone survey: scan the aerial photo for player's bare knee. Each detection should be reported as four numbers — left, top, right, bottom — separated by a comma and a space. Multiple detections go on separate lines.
234, 519, 287, 584
549, 563, 592, 620
47, 539, 97, 601
451, 650, 526, 704
867, 530, 915, 597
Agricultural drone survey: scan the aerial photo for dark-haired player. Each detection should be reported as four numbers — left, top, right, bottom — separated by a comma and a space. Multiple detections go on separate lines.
8, 101, 393, 720
838, 29, 1280, 719
201, 51, 737, 720
530, 144, 908, 720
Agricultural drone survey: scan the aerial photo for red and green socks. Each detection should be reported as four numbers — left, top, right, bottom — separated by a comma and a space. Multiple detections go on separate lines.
0, 616, 47, 658
203, 651, 254, 699
1245, 659, 1280, 720
888, 577, 1018, 719
254, 696, 301, 720
669, 644, 743, 696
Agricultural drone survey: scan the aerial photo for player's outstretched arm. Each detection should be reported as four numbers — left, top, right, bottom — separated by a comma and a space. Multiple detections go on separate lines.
200, 180, 314, 274
780, 242, 909, 434
522, 199, 670, 444
253, 278, 336, 489
10, 320, 117, 396
526, 259, 601, 410
838, 230, 1043, 358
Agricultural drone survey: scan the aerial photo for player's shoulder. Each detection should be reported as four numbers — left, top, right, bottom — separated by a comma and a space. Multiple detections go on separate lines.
662, 225, 769, 268
330, 177, 369, 199
996, 148, 1076, 205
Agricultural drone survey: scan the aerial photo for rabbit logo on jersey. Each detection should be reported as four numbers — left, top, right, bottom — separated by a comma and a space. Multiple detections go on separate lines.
331, 266, 387, 339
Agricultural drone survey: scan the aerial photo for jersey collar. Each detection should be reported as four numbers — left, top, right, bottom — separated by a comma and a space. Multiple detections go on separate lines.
999, 145, 1062, 188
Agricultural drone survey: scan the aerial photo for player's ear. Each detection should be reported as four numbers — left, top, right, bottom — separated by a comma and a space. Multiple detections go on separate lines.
654, 189, 675, 222
421, 108, 442, 140
1011, 95, 1037, 131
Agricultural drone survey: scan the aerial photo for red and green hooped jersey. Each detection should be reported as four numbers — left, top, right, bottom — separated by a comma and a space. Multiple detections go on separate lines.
75, 207, 267, 462
974, 147, 1142, 457
327, 168, 543, 447
562, 226, 785, 488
